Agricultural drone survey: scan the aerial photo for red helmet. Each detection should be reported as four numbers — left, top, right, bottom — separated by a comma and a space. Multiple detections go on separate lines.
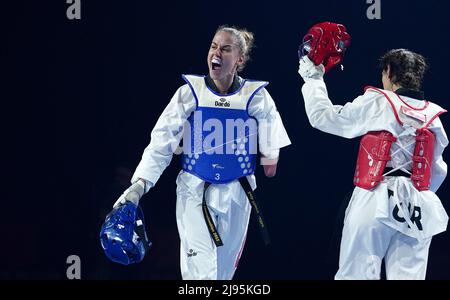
299, 22, 351, 72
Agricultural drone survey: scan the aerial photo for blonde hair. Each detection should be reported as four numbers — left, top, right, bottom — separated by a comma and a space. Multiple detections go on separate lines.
216, 25, 255, 72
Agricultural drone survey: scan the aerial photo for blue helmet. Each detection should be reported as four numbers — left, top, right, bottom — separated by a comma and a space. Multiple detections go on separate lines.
100, 201, 152, 265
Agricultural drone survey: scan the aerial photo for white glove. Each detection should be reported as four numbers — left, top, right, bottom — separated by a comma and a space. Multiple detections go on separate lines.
298, 56, 325, 81
113, 179, 148, 208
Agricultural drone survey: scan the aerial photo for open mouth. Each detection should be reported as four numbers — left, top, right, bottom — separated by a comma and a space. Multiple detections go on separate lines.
211, 57, 222, 70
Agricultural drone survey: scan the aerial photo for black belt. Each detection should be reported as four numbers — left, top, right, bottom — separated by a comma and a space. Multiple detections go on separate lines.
384, 167, 411, 177
202, 177, 271, 247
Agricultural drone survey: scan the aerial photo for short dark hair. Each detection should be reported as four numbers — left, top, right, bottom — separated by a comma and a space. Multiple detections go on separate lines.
379, 49, 428, 90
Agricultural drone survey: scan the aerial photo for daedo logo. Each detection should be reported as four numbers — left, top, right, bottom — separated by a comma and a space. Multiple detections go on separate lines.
215, 98, 230, 107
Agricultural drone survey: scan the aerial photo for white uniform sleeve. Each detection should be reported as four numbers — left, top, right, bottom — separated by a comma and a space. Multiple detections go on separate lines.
301, 78, 387, 139
428, 117, 448, 193
248, 88, 291, 160
131, 85, 196, 189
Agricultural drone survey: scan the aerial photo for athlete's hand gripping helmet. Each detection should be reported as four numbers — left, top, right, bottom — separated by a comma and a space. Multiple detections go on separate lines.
100, 201, 152, 265
299, 22, 351, 72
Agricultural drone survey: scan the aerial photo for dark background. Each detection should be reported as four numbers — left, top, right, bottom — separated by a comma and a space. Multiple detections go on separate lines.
2, 0, 449, 279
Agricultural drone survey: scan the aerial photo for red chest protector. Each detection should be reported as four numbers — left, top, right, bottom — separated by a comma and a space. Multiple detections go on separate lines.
411, 128, 436, 191
354, 131, 396, 190
354, 87, 446, 191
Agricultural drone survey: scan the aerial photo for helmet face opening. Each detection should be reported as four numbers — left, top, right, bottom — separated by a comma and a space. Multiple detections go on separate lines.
298, 39, 312, 60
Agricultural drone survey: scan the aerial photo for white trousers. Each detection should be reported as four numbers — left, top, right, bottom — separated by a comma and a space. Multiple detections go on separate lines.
334, 177, 449, 280
175, 171, 253, 280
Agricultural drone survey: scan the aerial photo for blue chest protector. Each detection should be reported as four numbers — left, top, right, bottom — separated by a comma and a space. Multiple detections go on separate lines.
181, 75, 268, 183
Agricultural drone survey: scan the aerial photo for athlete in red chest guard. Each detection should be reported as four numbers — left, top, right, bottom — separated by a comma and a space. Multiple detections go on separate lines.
298, 26, 448, 280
